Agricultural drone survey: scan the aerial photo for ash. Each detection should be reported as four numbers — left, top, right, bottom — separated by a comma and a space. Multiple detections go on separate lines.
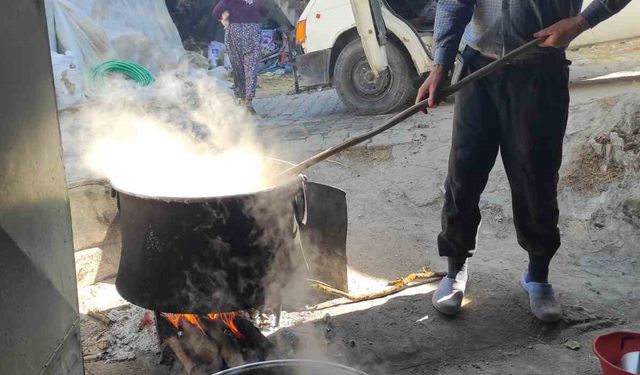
104, 305, 160, 361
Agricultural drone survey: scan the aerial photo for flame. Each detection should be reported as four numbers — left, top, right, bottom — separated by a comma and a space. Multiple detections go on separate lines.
162, 313, 206, 334
206, 313, 245, 339
162, 312, 244, 339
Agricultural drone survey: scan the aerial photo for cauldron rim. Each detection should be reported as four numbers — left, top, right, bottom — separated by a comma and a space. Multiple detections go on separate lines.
110, 158, 301, 202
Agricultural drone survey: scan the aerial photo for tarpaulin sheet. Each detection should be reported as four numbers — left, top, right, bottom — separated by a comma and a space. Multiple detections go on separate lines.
52, 0, 186, 78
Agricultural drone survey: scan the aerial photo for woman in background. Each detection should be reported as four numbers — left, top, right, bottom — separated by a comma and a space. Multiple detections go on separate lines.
213, 0, 267, 114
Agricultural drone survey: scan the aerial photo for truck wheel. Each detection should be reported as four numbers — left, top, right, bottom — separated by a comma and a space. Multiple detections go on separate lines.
334, 39, 417, 115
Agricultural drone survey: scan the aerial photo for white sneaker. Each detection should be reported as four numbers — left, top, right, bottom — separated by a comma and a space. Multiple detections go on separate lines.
432, 277, 466, 316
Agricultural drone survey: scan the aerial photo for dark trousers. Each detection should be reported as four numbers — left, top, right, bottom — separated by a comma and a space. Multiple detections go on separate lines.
437, 48, 570, 260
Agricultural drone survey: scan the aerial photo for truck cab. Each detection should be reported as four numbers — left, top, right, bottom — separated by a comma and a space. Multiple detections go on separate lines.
295, 0, 437, 115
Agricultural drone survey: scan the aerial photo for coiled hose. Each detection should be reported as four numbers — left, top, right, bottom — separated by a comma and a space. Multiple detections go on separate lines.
91, 60, 155, 86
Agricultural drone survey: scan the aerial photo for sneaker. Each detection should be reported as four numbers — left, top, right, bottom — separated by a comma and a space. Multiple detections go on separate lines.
520, 274, 562, 323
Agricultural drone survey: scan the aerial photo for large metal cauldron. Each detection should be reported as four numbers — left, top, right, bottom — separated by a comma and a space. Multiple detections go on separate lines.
114, 160, 304, 313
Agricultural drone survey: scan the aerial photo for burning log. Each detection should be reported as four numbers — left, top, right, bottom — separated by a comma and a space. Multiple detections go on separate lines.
155, 312, 275, 374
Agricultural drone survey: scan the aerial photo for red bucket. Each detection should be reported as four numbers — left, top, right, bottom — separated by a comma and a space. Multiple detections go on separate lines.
593, 331, 640, 375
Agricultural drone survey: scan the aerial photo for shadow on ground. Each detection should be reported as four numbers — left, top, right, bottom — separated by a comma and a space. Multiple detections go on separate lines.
270, 273, 619, 375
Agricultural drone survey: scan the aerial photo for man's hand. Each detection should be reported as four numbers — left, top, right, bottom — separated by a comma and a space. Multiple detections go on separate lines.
535, 15, 590, 48
416, 64, 446, 113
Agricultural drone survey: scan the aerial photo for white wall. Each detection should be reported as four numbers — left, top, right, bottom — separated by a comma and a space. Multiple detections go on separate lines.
573, 0, 640, 46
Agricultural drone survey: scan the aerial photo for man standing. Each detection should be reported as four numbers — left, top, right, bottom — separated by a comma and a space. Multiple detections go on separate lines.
416, 0, 632, 322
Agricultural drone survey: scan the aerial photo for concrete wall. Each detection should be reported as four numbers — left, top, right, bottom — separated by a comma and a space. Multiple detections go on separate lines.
0, 1, 83, 374
574, 0, 640, 46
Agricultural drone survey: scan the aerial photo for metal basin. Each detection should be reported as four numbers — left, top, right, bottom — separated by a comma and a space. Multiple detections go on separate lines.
213, 359, 369, 375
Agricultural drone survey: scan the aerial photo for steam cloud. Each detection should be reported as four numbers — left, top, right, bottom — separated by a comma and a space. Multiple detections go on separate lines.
62, 68, 353, 371
74, 70, 277, 198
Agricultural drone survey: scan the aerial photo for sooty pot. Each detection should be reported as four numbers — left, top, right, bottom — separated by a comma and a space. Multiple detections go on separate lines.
113, 161, 304, 313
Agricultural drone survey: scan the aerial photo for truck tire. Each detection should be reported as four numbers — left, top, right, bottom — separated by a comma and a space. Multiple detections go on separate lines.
334, 39, 417, 115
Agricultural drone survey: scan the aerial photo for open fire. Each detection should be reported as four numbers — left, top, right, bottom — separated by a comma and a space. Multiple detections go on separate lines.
162, 312, 245, 339
155, 311, 274, 374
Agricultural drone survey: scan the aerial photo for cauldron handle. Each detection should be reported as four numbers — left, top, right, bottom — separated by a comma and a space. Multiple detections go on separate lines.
293, 175, 308, 226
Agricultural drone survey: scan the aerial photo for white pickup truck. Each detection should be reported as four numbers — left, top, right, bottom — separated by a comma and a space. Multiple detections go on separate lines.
294, 0, 437, 115
294, 0, 640, 115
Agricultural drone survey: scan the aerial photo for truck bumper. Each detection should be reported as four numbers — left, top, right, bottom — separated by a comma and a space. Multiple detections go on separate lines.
296, 49, 332, 87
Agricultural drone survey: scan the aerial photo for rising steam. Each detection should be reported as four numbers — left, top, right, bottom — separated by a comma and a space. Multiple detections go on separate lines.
76, 70, 277, 198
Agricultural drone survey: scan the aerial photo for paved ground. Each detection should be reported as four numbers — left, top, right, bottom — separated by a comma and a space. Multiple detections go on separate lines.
255, 88, 348, 125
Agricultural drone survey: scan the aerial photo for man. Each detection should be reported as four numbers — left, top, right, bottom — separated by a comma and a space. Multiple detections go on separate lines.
416, 0, 632, 322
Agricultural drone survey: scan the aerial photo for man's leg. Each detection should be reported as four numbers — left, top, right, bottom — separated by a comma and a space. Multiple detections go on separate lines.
433, 56, 501, 315
498, 64, 569, 322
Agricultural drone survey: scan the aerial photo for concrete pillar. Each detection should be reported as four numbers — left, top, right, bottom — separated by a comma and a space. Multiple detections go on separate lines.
0, 1, 83, 374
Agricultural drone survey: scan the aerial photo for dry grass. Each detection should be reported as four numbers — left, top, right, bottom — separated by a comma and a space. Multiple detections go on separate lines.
561, 144, 625, 194
335, 145, 393, 166
255, 74, 295, 98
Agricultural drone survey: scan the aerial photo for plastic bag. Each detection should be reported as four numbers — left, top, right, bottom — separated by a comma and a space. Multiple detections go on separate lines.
51, 50, 86, 110
260, 29, 279, 56
52, 0, 186, 79
208, 41, 226, 67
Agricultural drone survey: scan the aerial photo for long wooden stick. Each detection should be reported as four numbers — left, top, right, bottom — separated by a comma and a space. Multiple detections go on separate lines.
279, 38, 543, 178
309, 268, 446, 303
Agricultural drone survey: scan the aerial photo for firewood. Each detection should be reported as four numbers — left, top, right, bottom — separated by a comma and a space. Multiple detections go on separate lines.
180, 323, 223, 372
83, 354, 102, 362
165, 337, 195, 373
87, 310, 112, 326
309, 267, 446, 303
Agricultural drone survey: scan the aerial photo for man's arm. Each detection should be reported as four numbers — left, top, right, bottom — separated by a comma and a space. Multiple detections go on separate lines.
432, 0, 476, 68
536, 0, 633, 48
581, 0, 633, 28
416, 0, 475, 110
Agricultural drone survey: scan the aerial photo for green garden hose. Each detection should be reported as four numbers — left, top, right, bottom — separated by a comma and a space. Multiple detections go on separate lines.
91, 60, 155, 86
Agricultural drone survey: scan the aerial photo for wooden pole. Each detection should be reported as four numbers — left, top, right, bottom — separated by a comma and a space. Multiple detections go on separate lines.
279, 38, 544, 178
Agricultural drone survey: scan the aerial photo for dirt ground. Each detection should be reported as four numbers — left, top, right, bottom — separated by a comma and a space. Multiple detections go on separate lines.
256, 74, 296, 98
216, 69, 297, 98
75, 41, 640, 375
568, 37, 640, 81
81, 83, 639, 375
260, 89, 639, 375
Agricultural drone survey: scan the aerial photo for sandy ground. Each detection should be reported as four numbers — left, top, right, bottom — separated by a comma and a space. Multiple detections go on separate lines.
74, 40, 640, 375
568, 37, 640, 81
81, 81, 639, 375
252, 86, 640, 375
